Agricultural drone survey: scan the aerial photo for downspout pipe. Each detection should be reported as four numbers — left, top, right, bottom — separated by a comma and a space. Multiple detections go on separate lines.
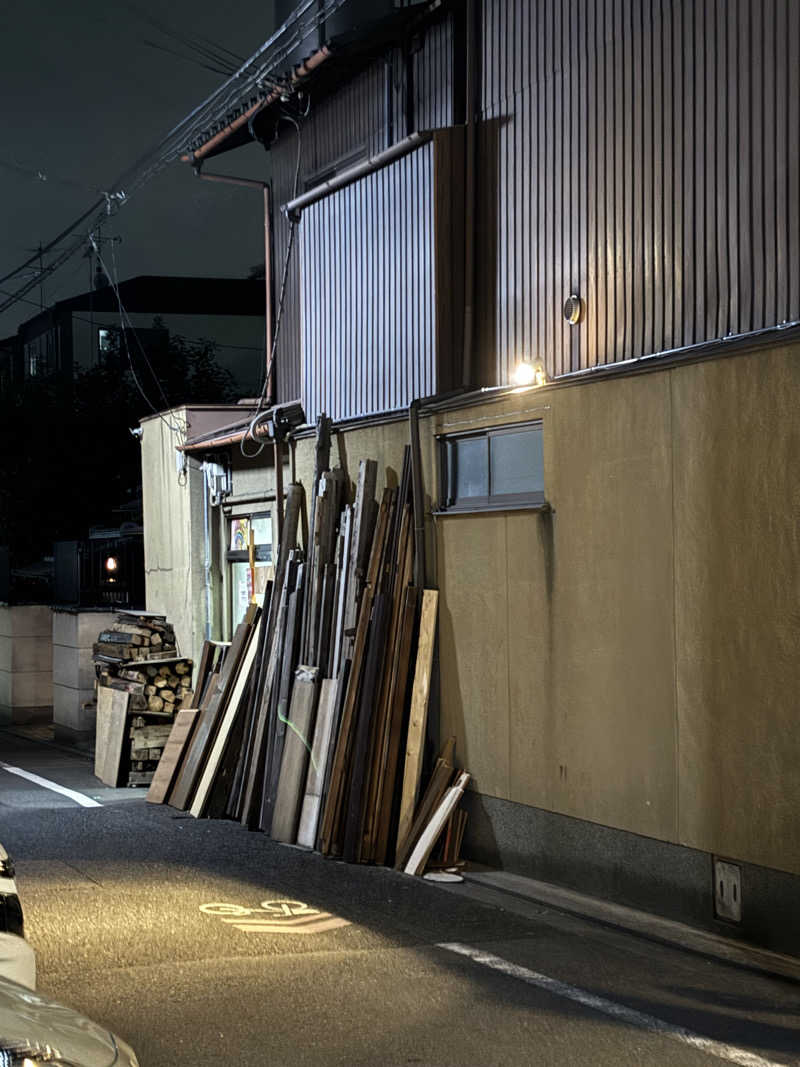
409, 398, 426, 588
202, 464, 213, 641
194, 168, 273, 398
462, 0, 479, 389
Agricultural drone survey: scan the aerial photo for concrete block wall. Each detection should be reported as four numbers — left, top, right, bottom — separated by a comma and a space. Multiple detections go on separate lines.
0, 606, 53, 724
51, 610, 116, 743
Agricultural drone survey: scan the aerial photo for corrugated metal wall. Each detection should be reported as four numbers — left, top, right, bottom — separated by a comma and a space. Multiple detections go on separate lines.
300, 141, 436, 422
478, 0, 800, 384
269, 12, 455, 405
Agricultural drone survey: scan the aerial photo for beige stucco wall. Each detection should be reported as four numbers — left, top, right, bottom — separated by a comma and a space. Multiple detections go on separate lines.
140, 408, 212, 672
435, 343, 800, 876
672, 347, 800, 872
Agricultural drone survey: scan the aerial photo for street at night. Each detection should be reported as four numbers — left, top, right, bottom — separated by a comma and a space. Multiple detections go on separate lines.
2, 731, 799, 1066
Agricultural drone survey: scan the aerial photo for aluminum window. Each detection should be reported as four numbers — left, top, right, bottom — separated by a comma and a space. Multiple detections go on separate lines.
439, 421, 545, 512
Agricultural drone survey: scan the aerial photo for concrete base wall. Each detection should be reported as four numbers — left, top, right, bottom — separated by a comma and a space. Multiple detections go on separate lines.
463, 791, 800, 958
51, 610, 116, 742
0, 606, 52, 724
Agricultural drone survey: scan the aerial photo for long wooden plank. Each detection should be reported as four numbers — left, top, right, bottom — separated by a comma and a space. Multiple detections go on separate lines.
296, 678, 339, 848
168, 609, 256, 811
270, 666, 320, 843
259, 576, 303, 831
189, 625, 260, 818
240, 558, 297, 828
404, 772, 470, 876
229, 579, 275, 818
146, 710, 200, 804
330, 505, 352, 677
362, 506, 413, 861
395, 752, 455, 870
342, 591, 391, 862
342, 460, 377, 661
373, 584, 420, 865
94, 686, 129, 787
193, 641, 215, 707
319, 488, 392, 854
167, 671, 216, 804
394, 590, 439, 858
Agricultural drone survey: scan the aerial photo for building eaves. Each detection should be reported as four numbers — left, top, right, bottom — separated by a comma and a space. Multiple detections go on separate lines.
181, 1, 444, 166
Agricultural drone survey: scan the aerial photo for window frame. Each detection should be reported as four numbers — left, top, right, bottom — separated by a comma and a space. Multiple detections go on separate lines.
437, 420, 547, 514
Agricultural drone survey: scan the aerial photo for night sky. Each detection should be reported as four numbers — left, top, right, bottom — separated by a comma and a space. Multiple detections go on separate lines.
0, 0, 280, 339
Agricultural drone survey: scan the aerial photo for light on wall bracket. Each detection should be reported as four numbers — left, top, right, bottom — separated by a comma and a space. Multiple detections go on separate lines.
512, 358, 548, 388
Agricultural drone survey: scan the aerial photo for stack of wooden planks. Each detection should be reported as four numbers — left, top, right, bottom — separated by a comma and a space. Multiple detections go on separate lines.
93, 611, 179, 669
146, 417, 469, 876
93, 611, 195, 787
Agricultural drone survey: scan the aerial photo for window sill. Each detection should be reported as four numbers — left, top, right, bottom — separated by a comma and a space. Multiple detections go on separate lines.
432, 500, 552, 517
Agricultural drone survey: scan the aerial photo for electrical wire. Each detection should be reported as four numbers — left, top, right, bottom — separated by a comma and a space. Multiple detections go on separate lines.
89, 234, 185, 439
0, 0, 350, 317
239, 109, 304, 458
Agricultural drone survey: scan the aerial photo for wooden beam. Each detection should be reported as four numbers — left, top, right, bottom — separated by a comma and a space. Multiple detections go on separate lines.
270, 666, 321, 843
146, 710, 200, 804
394, 589, 438, 858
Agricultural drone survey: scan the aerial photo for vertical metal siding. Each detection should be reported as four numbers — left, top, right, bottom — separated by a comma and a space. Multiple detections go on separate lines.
299, 141, 436, 422
479, 0, 800, 386
269, 15, 454, 405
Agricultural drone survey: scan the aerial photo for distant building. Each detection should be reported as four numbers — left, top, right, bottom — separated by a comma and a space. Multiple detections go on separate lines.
3, 275, 267, 397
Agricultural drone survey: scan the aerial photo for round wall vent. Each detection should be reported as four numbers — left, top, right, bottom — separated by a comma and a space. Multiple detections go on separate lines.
563, 293, 582, 325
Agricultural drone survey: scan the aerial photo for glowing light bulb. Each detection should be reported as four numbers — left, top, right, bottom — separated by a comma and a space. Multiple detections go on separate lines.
512, 359, 547, 388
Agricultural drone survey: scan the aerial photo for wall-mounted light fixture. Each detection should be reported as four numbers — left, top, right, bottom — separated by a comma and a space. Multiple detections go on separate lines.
512, 358, 548, 388
105, 556, 119, 574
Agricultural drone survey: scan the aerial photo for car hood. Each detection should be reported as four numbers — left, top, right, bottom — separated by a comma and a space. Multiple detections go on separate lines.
0, 974, 121, 1066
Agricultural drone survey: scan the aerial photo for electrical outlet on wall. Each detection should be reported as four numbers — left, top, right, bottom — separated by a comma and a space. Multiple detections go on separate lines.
714, 858, 742, 922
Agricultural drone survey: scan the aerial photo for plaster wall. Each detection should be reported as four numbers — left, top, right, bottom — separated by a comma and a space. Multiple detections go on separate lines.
140, 409, 211, 673
0, 606, 52, 723
435, 343, 800, 876
51, 609, 116, 740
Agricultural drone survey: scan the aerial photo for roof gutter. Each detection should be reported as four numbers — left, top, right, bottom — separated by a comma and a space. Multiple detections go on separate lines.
284, 130, 433, 217
181, 421, 272, 453
181, 45, 333, 164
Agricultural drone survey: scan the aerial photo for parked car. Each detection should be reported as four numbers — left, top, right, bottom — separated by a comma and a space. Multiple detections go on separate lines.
0, 844, 139, 1066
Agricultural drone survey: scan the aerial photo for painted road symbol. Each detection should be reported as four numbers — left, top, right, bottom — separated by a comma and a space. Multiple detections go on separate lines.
200, 898, 351, 934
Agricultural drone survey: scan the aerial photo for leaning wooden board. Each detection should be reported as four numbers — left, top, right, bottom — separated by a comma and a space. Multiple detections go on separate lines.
404, 771, 470, 876
94, 686, 129, 787
168, 608, 257, 811
270, 666, 321, 842
189, 627, 260, 818
394, 589, 438, 857
146, 710, 200, 804
296, 677, 338, 848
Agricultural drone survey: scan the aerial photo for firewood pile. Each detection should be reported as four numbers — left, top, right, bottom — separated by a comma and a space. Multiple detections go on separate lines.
147, 415, 470, 877
92, 611, 194, 788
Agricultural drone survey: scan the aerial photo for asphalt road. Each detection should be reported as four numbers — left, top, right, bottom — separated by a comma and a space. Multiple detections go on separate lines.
2, 730, 799, 1067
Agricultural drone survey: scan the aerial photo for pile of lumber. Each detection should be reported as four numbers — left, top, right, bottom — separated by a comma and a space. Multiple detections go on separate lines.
93, 611, 179, 668
93, 611, 195, 787
147, 416, 469, 875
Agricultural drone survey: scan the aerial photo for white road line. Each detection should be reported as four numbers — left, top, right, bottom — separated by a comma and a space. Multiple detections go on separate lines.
438, 943, 784, 1067
0, 762, 102, 808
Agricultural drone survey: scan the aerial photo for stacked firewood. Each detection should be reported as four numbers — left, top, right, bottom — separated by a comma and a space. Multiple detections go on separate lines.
146, 416, 469, 875
93, 612, 178, 667
92, 610, 195, 788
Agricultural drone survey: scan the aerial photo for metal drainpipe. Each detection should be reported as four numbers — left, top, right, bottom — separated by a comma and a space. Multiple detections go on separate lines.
462, 0, 479, 389
194, 169, 274, 400
202, 465, 212, 642
409, 398, 426, 588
